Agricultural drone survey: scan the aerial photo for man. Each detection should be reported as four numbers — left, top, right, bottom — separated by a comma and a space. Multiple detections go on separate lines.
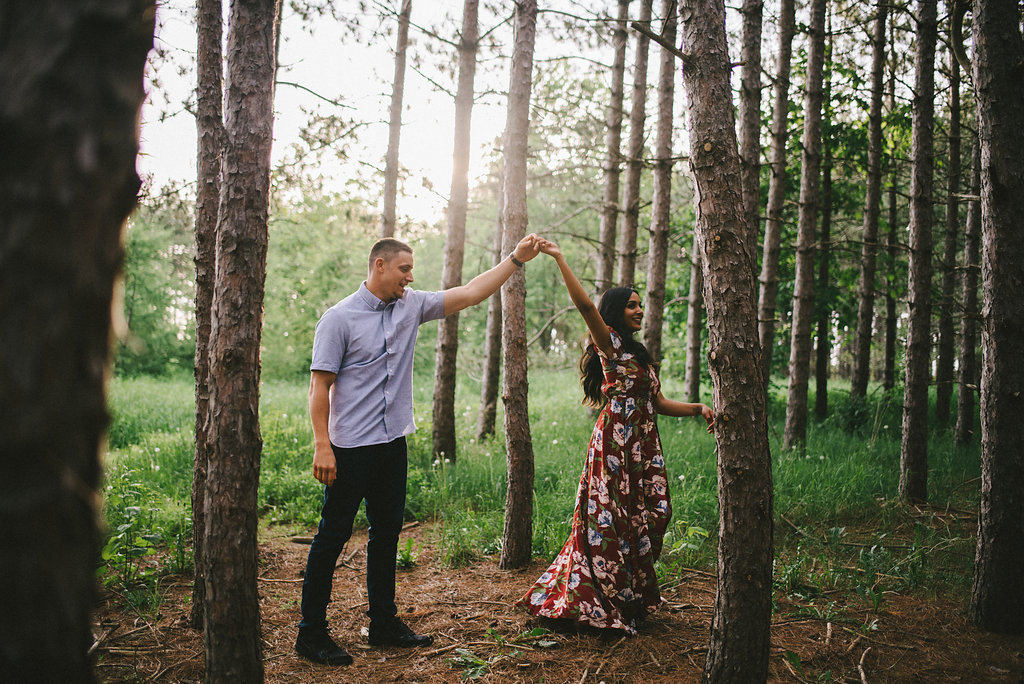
295, 233, 541, 666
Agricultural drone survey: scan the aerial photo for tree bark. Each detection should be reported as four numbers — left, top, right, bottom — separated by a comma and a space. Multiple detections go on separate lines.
737, 0, 763, 263
678, 1, 774, 680
850, 0, 888, 400
617, 0, 652, 287
935, 43, 961, 429
642, 0, 677, 364
683, 231, 705, 402
955, 135, 980, 446
0, 2, 153, 680
596, 0, 630, 292
899, 0, 937, 505
432, 0, 479, 462
814, 21, 833, 422
783, 0, 827, 450
498, 0, 538, 571
883, 25, 899, 393
968, 0, 1024, 634
756, 0, 796, 389
477, 172, 505, 440
202, 0, 277, 680
381, 0, 412, 237
191, 0, 223, 632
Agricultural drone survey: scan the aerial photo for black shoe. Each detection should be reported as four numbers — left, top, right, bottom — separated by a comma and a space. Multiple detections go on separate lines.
367, 617, 433, 647
295, 629, 354, 666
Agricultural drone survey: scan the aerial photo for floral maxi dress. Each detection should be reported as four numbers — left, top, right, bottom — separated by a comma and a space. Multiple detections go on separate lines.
517, 328, 671, 634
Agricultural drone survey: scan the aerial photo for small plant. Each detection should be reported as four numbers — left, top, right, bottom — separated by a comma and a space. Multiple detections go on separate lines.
396, 537, 419, 569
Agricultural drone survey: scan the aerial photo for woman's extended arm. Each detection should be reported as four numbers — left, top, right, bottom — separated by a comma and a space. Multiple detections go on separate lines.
538, 239, 613, 356
653, 392, 715, 432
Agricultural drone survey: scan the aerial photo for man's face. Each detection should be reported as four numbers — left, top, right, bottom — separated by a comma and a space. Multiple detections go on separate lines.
375, 251, 414, 301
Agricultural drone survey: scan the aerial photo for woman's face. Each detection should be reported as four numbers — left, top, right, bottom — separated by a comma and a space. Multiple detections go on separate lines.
623, 292, 643, 332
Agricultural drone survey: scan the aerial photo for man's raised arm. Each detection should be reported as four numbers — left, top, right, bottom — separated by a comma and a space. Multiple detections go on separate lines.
442, 234, 541, 316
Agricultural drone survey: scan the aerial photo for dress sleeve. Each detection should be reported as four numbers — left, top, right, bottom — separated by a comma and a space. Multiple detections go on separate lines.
595, 326, 622, 362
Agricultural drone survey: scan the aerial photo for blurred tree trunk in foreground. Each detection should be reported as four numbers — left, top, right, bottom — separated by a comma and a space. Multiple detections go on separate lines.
0, 1, 154, 680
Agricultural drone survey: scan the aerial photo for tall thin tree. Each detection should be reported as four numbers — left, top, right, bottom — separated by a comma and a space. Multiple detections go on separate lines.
477, 169, 505, 440
899, 0, 938, 504
783, 0, 827, 450
968, 0, 1024, 635
850, 0, 889, 400
737, 0, 763, 262
678, 0, 774, 679
814, 17, 833, 421
498, 0, 539, 571
190, 0, 223, 631
955, 135, 980, 446
381, 0, 412, 237
935, 39, 961, 428
882, 21, 900, 392
596, 0, 630, 292
432, 0, 480, 461
756, 0, 796, 387
202, 0, 278, 679
0, 1, 153, 678
642, 0, 678, 363
617, 0, 653, 287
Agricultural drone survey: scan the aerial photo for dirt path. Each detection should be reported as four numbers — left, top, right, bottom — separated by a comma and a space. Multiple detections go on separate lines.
93, 524, 1024, 682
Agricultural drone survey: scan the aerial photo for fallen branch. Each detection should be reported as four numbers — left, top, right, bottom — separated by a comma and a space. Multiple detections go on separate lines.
858, 646, 872, 684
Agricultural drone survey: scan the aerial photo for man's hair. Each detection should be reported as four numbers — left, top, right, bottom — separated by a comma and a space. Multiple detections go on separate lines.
368, 238, 413, 271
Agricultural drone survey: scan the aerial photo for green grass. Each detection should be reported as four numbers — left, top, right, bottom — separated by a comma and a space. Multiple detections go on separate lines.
100, 366, 982, 613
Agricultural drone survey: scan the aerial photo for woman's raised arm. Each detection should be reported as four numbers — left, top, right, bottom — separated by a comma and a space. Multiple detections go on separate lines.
538, 239, 613, 357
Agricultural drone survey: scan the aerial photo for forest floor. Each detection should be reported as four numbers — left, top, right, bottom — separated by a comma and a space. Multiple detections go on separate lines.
93, 522, 1024, 683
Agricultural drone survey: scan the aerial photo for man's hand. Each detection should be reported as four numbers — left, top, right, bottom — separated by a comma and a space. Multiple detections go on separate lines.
512, 233, 542, 264
312, 444, 337, 486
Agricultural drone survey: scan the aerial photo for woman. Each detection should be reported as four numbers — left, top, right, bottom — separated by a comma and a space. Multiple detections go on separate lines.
517, 239, 714, 634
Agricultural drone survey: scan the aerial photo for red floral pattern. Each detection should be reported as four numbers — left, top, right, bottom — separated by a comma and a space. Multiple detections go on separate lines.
517, 328, 671, 634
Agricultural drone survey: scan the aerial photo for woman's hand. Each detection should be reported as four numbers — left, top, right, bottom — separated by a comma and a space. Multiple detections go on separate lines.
699, 404, 715, 433
537, 237, 562, 259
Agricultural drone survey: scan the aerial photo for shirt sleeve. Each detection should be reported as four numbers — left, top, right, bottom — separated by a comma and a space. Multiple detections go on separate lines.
413, 289, 446, 324
310, 308, 346, 373
596, 326, 623, 362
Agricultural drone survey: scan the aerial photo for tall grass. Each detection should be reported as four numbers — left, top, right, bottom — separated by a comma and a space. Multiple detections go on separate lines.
101, 366, 982, 606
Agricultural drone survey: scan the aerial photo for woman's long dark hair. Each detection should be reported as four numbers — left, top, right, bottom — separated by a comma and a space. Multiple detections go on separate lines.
579, 286, 654, 406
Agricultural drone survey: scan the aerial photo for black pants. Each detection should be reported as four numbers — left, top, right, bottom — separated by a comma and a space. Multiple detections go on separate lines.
299, 436, 407, 631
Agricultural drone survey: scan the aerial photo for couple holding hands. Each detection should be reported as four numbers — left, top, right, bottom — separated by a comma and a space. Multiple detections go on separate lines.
296, 233, 715, 666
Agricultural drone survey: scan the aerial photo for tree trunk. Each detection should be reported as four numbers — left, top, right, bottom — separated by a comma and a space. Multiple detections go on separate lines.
783, 0, 827, 450
955, 135, 980, 446
899, 0, 937, 505
477, 173, 505, 440
968, 0, 1024, 634
0, 2, 152, 680
756, 0, 796, 389
617, 0, 652, 287
935, 44, 960, 429
432, 0, 479, 462
683, 231, 705, 402
642, 0, 677, 364
678, 1, 774, 680
596, 0, 630, 293
202, 0, 277, 680
381, 0, 412, 237
191, 0, 223, 632
883, 27, 899, 393
814, 22, 833, 422
850, 0, 888, 400
737, 0, 763, 263
498, 0, 538, 571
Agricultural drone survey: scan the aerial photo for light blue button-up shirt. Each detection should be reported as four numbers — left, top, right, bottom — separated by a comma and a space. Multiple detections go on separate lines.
310, 282, 445, 448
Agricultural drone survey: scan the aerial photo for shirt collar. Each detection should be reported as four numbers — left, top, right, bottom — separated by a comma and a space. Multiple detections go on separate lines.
357, 281, 390, 311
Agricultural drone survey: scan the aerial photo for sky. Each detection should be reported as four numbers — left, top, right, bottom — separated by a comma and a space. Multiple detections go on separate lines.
139, 0, 517, 224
